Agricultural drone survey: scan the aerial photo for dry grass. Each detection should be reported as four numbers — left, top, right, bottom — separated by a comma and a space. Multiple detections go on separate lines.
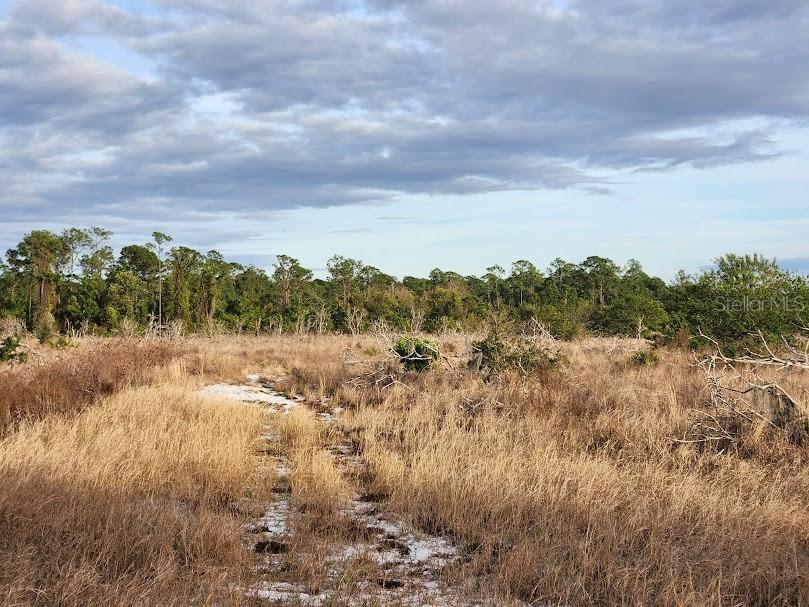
292, 448, 351, 518
0, 334, 303, 432
256, 335, 809, 606
272, 406, 350, 522
0, 366, 267, 606
0, 339, 182, 431
3, 333, 809, 606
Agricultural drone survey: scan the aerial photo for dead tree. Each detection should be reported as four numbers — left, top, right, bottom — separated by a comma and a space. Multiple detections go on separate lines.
679, 330, 807, 449
700, 328, 809, 371
345, 306, 367, 336
409, 305, 426, 334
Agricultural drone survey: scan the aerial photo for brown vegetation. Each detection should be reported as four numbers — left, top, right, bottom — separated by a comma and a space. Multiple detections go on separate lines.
271, 335, 809, 606
0, 367, 267, 606
2, 334, 808, 606
0, 339, 181, 431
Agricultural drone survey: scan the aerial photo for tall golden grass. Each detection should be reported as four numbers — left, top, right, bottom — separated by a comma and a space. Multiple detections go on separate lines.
0, 339, 181, 430
2, 334, 808, 606
270, 335, 809, 606
0, 364, 266, 606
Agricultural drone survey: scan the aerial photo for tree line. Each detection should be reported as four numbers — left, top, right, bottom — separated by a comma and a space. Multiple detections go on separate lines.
1, 228, 807, 345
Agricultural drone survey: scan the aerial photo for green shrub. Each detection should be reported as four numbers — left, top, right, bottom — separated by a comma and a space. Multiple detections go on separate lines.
393, 336, 439, 372
473, 325, 560, 375
0, 337, 27, 363
35, 317, 58, 345
630, 349, 660, 366
54, 335, 75, 350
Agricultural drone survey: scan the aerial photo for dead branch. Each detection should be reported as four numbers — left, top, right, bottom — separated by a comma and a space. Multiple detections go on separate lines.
698, 328, 809, 371
680, 330, 807, 448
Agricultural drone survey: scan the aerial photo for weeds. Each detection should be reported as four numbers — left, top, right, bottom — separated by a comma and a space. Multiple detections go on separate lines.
630, 348, 660, 366
0, 336, 26, 363
393, 336, 439, 371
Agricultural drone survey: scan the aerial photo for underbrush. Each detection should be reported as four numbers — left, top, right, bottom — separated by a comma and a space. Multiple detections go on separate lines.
0, 339, 182, 431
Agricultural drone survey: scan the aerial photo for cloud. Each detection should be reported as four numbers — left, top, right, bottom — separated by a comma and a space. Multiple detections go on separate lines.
1, 0, 808, 236
10, 0, 165, 37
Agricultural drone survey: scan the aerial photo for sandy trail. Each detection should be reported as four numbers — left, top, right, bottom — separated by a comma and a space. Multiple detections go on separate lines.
202, 375, 526, 606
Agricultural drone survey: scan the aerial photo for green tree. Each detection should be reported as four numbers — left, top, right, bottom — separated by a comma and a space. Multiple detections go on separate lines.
234, 266, 272, 331
5, 230, 67, 329
147, 232, 172, 326
118, 244, 159, 280
668, 253, 808, 346
509, 259, 542, 307
79, 227, 113, 279
166, 246, 201, 327
580, 256, 620, 307
483, 264, 505, 308
327, 255, 361, 309
60, 228, 92, 276
107, 269, 151, 326
273, 255, 313, 316
199, 251, 239, 327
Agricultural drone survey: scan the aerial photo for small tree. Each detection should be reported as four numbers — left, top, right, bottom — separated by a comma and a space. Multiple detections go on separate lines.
147, 232, 172, 327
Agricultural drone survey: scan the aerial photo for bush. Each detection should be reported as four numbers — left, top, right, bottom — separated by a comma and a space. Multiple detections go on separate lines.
0, 337, 26, 363
54, 335, 75, 350
630, 349, 660, 366
35, 316, 59, 345
393, 336, 439, 372
474, 324, 560, 375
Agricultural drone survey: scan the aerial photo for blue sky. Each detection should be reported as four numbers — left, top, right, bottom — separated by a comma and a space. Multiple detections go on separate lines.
1, 0, 808, 279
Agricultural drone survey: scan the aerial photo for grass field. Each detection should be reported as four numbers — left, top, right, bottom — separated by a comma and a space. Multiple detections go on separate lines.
1, 334, 807, 606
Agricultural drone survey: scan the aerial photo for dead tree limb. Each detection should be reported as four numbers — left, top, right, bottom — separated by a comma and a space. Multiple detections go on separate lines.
679, 330, 808, 448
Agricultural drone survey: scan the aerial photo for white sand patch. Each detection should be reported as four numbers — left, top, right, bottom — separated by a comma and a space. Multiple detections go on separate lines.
259, 494, 290, 535
249, 580, 483, 607
199, 383, 281, 403
250, 581, 329, 605
336, 496, 461, 574
198, 381, 300, 412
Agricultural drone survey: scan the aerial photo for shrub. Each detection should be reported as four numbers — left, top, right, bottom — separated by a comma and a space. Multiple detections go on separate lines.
474, 324, 560, 375
0, 337, 26, 363
393, 336, 439, 371
53, 335, 75, 350
630, 349, 660, 366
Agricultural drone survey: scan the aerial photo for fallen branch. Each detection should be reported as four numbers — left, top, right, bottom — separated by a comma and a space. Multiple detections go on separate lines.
681, 330, 808, 448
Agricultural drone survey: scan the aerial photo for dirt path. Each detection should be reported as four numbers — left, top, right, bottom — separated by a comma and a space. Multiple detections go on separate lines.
201, 375, 525, 607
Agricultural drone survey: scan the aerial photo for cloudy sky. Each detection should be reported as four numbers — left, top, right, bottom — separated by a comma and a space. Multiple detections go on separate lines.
1, 0, 808, 278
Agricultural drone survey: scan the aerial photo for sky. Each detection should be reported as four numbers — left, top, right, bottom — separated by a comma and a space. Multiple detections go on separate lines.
1, 0, 808, 279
